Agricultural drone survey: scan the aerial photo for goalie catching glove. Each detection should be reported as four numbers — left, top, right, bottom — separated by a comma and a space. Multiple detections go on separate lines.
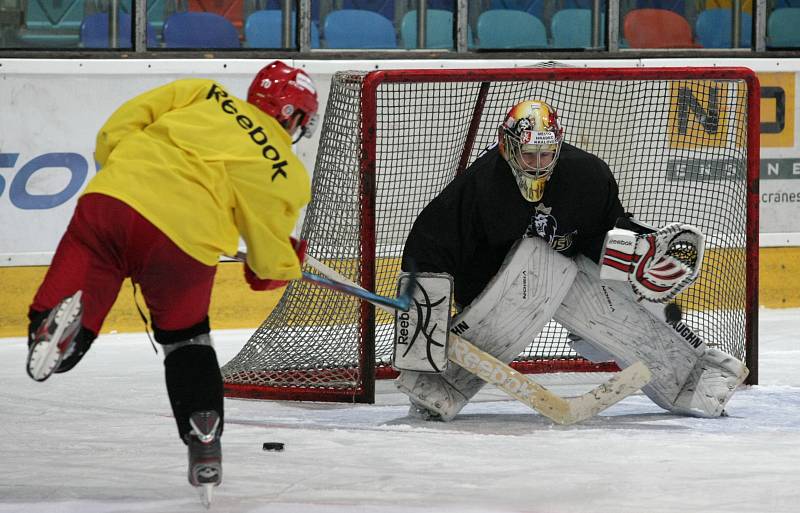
599, 217, 705, 303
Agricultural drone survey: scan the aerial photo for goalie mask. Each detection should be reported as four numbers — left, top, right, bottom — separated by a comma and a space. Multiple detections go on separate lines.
498, 100, 564, 202
248, 60, 319, 143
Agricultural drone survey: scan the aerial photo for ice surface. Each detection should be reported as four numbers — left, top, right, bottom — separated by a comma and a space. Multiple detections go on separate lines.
1, 308, 798, 513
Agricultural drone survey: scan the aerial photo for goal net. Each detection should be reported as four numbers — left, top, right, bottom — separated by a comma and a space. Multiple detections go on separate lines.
222, 66, 760, 403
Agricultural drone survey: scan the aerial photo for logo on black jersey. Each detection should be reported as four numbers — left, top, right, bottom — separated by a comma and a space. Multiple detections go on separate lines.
526, 203, 576, 252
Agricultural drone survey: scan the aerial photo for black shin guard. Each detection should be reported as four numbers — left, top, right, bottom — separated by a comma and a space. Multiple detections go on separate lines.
164, 344, 224, 442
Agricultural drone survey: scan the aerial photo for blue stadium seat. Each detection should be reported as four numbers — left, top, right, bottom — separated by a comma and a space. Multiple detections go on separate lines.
18, 0, 86, 46
163, 11, 241, 47
341, 0, 394, 23
768, 7, 800, 47
80, 11, 158, 47
244, 9, 320, 47
476, 9, 547, 49
550, 8, 605, 48
489, 0, 543, 19
323, 9, 396, 48
695, 8, 752, 48
400, 8, 473, 49
485, 0, 598, 20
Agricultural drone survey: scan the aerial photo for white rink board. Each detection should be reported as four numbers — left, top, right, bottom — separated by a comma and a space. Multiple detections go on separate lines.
0, 57, 794, 266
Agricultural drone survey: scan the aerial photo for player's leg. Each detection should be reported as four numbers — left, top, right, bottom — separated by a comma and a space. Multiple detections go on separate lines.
555, 256, 747, 417
27, 194, 127, 381
396, 237, 578, 420
128, 212, 222, 488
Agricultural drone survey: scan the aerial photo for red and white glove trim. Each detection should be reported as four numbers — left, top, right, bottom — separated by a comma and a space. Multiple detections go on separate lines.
600, 223, 705, 303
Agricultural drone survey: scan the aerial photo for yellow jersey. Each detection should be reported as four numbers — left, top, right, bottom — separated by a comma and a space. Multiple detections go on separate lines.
86, 78, 311, 281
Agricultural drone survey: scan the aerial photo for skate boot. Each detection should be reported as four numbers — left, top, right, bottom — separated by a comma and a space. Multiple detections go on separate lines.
186, 410, 222, 508
26, 290, 84, 382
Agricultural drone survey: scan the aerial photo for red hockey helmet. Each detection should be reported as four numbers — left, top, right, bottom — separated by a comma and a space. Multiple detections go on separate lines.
247, 60, 319, 141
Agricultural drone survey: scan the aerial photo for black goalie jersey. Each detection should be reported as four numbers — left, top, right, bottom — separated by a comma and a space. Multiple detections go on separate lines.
401, 143, 625, 308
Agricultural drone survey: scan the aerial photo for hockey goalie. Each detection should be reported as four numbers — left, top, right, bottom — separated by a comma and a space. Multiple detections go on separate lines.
393, 99, 748, 421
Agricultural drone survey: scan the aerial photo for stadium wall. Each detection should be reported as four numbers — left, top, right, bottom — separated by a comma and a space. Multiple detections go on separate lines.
1, 57, 798, 337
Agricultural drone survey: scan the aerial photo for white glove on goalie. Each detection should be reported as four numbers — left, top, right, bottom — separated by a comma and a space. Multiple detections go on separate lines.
599, 221, 705, 303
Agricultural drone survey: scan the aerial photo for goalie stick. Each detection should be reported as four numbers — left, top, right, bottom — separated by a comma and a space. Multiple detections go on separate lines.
299, 254, 652, 425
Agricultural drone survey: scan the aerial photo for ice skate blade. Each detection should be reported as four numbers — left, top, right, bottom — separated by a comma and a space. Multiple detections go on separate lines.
200, 483, 214, 509
27, 291, 83, 382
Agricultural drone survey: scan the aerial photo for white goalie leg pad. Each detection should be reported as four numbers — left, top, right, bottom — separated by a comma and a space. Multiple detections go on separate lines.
396, 237, 578, 420
671, 347, 749, 417
554, 256, 706, 413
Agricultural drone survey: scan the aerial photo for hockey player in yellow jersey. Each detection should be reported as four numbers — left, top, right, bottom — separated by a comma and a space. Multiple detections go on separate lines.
25, 60, 318, 505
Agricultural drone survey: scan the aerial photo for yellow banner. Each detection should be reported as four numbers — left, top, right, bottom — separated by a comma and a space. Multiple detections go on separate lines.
758, 72, 795, 149
667, 80, 747, 150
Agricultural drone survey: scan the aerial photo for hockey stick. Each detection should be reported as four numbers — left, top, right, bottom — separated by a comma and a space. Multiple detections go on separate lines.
233, 251, 414, 312
447, 336, 651, 425
301, 255, 652, 425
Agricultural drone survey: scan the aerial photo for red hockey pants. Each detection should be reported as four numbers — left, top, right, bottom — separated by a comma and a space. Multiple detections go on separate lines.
30, 193, 217, 334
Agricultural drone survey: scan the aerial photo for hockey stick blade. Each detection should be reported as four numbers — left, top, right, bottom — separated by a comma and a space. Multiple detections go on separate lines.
447, 335, 652, 425
302, 254, 651, 424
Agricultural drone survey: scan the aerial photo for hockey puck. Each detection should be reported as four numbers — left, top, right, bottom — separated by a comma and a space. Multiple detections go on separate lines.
262, 442, 285, 451
664, 302, 683, 323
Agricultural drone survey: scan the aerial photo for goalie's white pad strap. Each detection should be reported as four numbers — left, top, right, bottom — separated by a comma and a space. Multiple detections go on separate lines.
555, 256, 706, 412
599, 222, 705, 303
393, 273, 453, 373
396, 237, 578, 420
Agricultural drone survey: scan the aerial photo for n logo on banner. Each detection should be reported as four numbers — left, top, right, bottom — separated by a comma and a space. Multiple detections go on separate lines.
667, 81, 747, 150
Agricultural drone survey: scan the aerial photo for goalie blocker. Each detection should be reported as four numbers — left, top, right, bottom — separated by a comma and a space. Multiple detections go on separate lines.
393, 273, 453, 373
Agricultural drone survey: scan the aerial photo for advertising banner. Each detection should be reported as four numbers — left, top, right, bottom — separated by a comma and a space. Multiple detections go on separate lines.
1, 58, 799, 267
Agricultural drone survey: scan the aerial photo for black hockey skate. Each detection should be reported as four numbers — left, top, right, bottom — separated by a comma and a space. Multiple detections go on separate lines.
186, 410, 222, 508
26, 290, 83, 382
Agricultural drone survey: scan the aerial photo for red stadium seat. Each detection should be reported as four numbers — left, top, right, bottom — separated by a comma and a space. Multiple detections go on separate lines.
188, 0, 244, 29
623, 8, 699, 48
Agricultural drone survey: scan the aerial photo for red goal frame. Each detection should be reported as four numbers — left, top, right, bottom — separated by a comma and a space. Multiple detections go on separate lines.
224, 66, 760, 404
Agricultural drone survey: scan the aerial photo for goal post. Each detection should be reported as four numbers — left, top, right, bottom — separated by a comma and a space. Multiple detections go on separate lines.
222, 66, 760, 403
